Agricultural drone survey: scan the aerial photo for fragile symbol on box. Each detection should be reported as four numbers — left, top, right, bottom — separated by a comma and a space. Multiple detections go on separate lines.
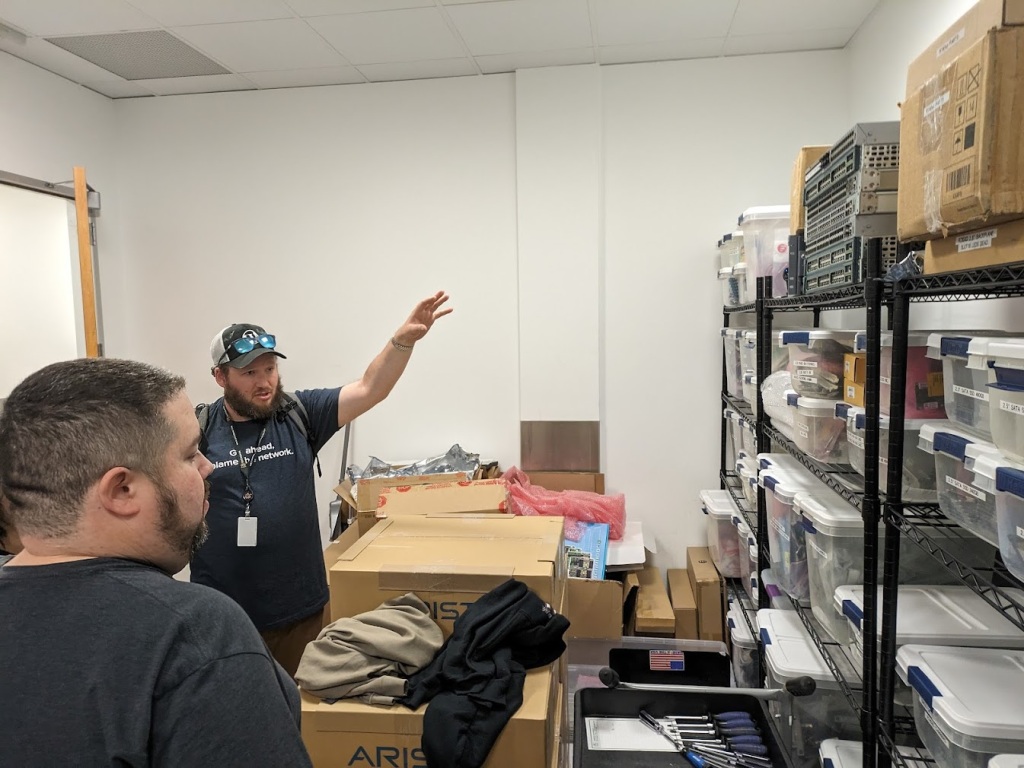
649, 650, 685, 671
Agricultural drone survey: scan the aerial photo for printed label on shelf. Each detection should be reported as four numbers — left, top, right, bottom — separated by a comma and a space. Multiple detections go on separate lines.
1000, 399, 1024, 416
850, 433, 866, 449
956, 227, 997, 252
924, 90, 950, 118
793, 360, 818, 368
936, 28, 965, 58
946, 475, 986, 501
953, 384, 988, 401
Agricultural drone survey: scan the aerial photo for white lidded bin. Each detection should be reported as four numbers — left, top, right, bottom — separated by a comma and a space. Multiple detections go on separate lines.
789, 392, 849, 463
842, 404, 940, 501
986, 340, 1024, 463
724, 407, 739, 470
856, 331, 946, 419
719, 230, 745, 269
735, 262, 750, 304
720, 266, 741, 308
758, 609, 861, 768
971, 449, 1024, 547
740, 415, 756, 456
723, 328, 745, 399
739, 205, 791, 299
743, 371, 759, 415
701, 489, 741, 578
780, 330, 857, 400
738, 455, 759, 509
760, 466, 819, 600
819, 738, 930, 768
929, 333, 1009, 440
995, 466, 1024, 583
795, 489, 864, 643
727, 600, 758, 688
897, 645, 1024, 768
740, 330, 791, 379
761, 568, 795, 611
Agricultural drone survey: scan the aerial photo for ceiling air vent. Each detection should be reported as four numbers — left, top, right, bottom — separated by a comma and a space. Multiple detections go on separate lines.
44, 30, 228, 80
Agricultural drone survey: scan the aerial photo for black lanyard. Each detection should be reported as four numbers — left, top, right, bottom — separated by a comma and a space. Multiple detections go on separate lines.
225, 405, 267, 517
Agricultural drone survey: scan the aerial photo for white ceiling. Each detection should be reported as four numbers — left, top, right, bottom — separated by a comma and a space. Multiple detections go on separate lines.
0, 0, 882, 99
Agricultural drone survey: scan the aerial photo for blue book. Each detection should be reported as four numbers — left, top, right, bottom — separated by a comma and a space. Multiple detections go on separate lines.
564, 522, 610, 580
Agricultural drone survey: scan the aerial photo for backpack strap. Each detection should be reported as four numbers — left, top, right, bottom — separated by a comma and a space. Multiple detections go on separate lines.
277, 392, 322, 477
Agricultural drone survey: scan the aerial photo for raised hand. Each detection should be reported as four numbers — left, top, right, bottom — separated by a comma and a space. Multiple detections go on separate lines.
394, 291, 453, 346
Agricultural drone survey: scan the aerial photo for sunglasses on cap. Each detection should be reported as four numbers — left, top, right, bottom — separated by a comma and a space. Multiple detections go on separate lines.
219, 333, 277, 364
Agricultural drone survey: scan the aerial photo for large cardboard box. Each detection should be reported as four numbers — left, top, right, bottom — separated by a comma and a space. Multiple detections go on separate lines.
633, 566, 675, 637
335, 470, 468, 536
566, 578, 623, 640
374, 479, 509, 519
923, 216, 1024, 273
686, 547, 725, 642
790, 145, 830, 234
665, 568, 699, 640
301, 663, 558, 768
898, 26, 1024, 240
906, 0, 1024, 99
527, 471, 605, 494
329, 515, 566, 638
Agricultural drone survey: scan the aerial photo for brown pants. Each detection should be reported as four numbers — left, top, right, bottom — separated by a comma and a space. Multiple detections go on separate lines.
260, 605, 329, 679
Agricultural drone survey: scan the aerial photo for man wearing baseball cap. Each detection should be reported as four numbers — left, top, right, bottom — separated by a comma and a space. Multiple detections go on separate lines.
191, 291, 452, 676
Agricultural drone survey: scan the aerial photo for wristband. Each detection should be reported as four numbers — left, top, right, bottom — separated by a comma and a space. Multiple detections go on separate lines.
391, 337, 414, 352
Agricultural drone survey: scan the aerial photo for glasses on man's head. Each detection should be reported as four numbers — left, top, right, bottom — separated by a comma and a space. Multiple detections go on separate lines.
219, 333, 276, 364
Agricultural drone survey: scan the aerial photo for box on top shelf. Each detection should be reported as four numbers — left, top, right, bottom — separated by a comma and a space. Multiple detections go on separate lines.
898, 25, 1024, 240
922, 217, 1024, 274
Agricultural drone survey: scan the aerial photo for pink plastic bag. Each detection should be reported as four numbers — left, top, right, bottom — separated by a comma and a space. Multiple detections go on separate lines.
501, 467, 626, 541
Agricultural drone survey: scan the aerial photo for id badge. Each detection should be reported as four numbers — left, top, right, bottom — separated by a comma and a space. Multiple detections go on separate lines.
237, 516, 258, 547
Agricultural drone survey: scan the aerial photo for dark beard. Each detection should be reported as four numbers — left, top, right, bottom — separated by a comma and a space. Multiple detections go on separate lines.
224, 379, 285, 420
157, 478, 209, 566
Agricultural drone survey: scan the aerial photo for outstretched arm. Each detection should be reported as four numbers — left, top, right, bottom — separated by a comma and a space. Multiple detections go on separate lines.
336, 290, 453, 427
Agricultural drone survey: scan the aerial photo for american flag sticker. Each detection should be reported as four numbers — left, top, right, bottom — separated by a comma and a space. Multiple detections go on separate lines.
649, 650, 685, 671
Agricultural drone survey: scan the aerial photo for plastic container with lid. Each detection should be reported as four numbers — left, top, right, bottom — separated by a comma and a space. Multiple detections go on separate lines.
739, 205, 791, 299
763, 376, 798, 441
843, 406, 940, 501
728, 601, 758, 688
701, 489, 741, 578
856, 331, 946, 419
760, 466, 819, 600
740, 330, 791, 379
897, 645, 1024, 768
780, 330, 857, 399
746, 541, 759, 603
736, 520, 755, 602
928, 333, 1013, 439
794, 489, 863, 643
719, 266, 741, 308
719, 231, 744, 269
760, 568, 794, 611
724, 408, 738, 469
758, 609, 862, 767
734, 262, 749, 305
996, 466, 1024, 582
723, 328, 745, 399
737, 455, 759, 509
740, 415, 756, 456
819, 739, 930, 768
743, 371, 759, 414
789, 392, 848, 463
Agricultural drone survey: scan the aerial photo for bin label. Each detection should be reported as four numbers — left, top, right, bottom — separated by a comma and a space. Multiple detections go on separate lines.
794, 360, 818, 368
953, 384, 988, 402
849, 434, 865, 449
1016, 526, 1024, 541
945, 475, 986, 500
955, 227, 996, 252
1000, 400, 1024, 416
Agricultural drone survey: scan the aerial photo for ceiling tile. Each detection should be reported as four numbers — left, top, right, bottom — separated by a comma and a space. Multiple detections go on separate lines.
0, 36, 133, 82
446, 0, 592, 56
591, 0, 738, 46
80, 78, 156, 97
125, 0, 294, 27
285, 0, 432, 16
599, 37, 724, 65
243, 65, 365, 88
723, 27, 855, 56
173, 18, 347, 71
308, 8, 464, 65
130, 73, 256, 95
476, 47, 593, 74
357, 57, 476, 82
730, 0, 879, 36
0, 0, 160, 36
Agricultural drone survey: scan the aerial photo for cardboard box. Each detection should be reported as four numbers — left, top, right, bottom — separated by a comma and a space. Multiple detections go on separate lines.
329, 515, 565, 638
923, 216, 1024, 273
906, 0, 1024, 99
844, 381, 866, 407
374, 479, 509, 519
686, 548, 725, 642
301, 663, 558, 768
665, 568, 699, 640
790, 145, 830, 233
898, 26, 1024, 240
633, 566, 675, 637
552, 683, 565, 768
526, 471, 605, 494
844, 353, 867, 385
566, 578, 623, 640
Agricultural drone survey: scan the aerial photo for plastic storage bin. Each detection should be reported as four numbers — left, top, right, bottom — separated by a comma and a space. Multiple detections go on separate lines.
789, 392, 849, 463
780, 330, 857, 399
727, 601, 758, 688
897, 645, 1024, 768
737, 520, 756, 602
819, 739, 930, 768
738, 455, 759, 509
724, 408, 739, 469
723, 328, 745, 399
761, 568, 794, 610
720, 266, 741, 308
857, 331, 946, 419
929, 334, 1009, 440
760, 467, 819, 600
743, 372, 759, 414
719, 231, 744, 269
739, 205, 791, 299
740, 330, 791, 379
701, 489, 741, 578
758, 609, 861, 768
795, 490, 864, 643
740, 416, 756, 456
996, 466, 1024, 583
735, 262, 749, 305
843, 406, 940, 501
986, 341, 1024, 462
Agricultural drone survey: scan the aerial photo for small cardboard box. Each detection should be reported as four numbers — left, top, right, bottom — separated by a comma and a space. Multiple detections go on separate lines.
844, 353, 867, 385
527, 471, 605, 494
844, 381, 866, 408
905, 0, 1024, 99
898, 26, 1024, 240
665, 568, 699, 640
790, 145, 830, 234
334, 469, 469, 537
923, 216, 1024, 273
374, 479, 509, 519
329, 515, 565, 638
566, 578, 623, 640
300, 663, 558, 768
633, 566, 675, 637
686, 547, 725, 642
